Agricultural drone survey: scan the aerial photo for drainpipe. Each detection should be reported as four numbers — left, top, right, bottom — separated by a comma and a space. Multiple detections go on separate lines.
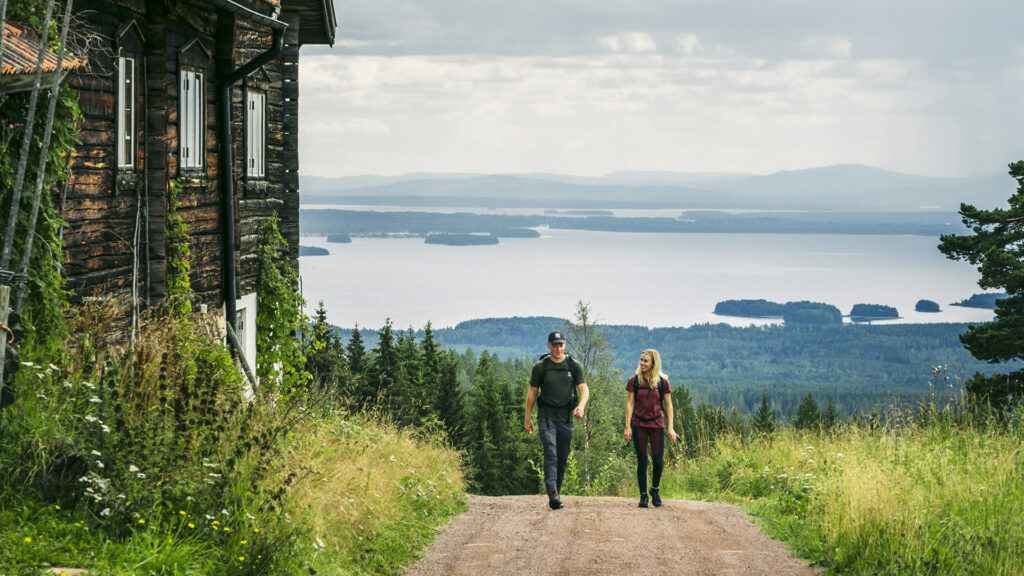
211, 0, 286, 355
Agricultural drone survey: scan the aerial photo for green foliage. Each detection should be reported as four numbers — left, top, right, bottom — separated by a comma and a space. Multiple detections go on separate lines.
792, 392, 820, 430
431, 317, 1006, 417
563, 301, 626, 490
0, 301, 312, 574
0, 85, 79, 357
256, 214, 310, 397
938, 161, 1024, 409
166, 179, 193, 318
754, 389, 775, 437
304, 301, 350, 403
849, 303, 898, 318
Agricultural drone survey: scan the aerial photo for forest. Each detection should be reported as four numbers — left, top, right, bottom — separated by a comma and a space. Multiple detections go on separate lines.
950, 292, 1009, 309
335, 317, 1014, 418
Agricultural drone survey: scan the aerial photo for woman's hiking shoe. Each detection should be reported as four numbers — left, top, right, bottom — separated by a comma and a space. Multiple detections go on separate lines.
650, 487, 662, 507
548, 491, 563, 510
639, 493, 649, 508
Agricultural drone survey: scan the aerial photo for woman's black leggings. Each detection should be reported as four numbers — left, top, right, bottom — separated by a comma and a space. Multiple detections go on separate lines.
632, 426, 665, 494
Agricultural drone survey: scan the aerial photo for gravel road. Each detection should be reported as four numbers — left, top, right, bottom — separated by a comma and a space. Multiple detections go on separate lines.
403, 495, 822, 576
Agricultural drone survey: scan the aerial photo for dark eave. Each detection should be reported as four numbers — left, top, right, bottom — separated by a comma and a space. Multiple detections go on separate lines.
283, 0, 336, 46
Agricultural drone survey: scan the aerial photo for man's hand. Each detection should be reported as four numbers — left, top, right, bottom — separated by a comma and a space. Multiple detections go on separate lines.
573, 405, 585, 419
524, 417, 534, 434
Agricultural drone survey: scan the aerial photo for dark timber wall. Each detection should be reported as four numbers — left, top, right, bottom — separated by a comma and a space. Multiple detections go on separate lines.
62, 0, 303, 310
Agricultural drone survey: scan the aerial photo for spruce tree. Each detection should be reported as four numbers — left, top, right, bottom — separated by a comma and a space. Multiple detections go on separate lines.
823, 396, 840, 431
754, 389, 775, 437
938, 161, 1024, 408
304, 301, 348, 401
793, 392, 820, 430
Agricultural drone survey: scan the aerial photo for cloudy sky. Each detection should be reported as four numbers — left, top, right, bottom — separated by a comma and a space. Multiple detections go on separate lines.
297, 0, 1024, 179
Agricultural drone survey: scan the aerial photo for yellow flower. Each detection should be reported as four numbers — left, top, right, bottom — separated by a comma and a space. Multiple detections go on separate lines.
223, 527, 231, 532
179, 510, 186, 516
187, 523, 195, 529
238, 556, 245, 562
55, 505, 61, 510
24, 536, 31, 543
253, 528, 260, 533
138, 519, 146, 524
241, 539, 248, 544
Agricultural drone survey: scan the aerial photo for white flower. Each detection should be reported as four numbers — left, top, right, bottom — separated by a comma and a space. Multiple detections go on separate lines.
91, 450, 102, 456
85, 415, 98, 423
101, 425, 110, 433
100, 508, 111, 517
208, 473, 222, 478
21, 361, 34, 367
36, 393, 47, 399
136, 473, 146, 479
96, 461, 104, 469
221, 509, 230, 516
88, 396, 102, 403
63, 382, 73, 388
84, 382, 96, 389
205, 515, 215, 520
128, 465, 139, 473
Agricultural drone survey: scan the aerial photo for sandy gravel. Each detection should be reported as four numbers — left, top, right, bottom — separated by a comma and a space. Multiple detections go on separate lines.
403, 495, 822, 576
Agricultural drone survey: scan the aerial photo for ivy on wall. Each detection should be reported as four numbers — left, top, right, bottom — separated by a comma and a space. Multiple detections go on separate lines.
255, 213, 310, 397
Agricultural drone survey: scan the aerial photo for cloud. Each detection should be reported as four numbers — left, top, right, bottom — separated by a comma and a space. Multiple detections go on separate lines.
297, 0, 1024, 178
598, 32, 658, 53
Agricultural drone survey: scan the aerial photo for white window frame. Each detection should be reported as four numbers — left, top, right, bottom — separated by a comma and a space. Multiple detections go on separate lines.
116, 56, 136, 170
179, 68, 205, 170
246, 90, 266, 179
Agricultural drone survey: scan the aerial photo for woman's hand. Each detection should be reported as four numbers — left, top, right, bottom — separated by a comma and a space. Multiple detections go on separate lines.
624, 426, 632, 441
667, 429, 679, 443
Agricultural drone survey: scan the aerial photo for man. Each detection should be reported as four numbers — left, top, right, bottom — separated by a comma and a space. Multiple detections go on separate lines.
524, 330, 589, 510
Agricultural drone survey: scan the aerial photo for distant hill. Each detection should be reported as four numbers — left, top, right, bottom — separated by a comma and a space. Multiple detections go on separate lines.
300, 165, 1011, 212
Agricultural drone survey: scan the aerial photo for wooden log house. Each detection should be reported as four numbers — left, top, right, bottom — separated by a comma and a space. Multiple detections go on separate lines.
57, 0, 335, 361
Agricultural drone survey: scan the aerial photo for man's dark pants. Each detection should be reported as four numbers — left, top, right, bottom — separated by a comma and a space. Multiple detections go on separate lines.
537, 416, 573, 494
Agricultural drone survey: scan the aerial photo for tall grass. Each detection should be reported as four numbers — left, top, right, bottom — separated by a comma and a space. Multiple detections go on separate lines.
282, 410, 467, 576
0, 301, 468, 575
664, 419, 1024, 575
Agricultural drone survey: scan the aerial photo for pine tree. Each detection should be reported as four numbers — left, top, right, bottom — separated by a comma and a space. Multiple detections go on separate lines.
304, 301, 349, 402
433, 349, 465, 444
367, 319, 398, 410
754, 389, 775, 437
670, 380, 699, 459
793, 392, 820, 430
938, 161, 1024, 408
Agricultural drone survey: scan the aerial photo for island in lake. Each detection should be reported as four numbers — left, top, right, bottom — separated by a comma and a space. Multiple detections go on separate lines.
299, 245, 329, 256
326, 233, 352, 243
915, 299, 941, 313
849, 303, 900, 322
713, 299, 842, 325
950, 293, 1008, 309
425, 233, 499, 246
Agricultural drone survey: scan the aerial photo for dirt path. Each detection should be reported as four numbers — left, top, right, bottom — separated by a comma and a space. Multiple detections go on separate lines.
403, 495, 821, 576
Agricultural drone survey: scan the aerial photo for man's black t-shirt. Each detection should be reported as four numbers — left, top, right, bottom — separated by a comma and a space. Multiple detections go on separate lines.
530, 356, 585, 423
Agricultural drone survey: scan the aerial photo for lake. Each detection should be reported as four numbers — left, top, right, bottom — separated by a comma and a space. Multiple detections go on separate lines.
298, 226, 996, 330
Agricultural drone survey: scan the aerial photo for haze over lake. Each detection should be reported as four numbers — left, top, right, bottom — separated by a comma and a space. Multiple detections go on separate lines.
298, 225, 995, 330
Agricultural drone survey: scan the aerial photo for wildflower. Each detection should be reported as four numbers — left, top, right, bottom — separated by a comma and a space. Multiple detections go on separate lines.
63, 382, 73, 388
88, 396, 102, 403
36, 393, 47, 399
100, 508, 110, 517
85, 415, 98, 423
253, 528, 260, 533
188, 522, 195, 528
96, 461, 104, 469
179, 510, 186, 516
208, 472, 222, 478
239, 556, 245, 562
138, 519, 145, 524
128, 465, 139, 473
22, 361, 34, 367
221, 509, 230, 516
223, 527, 231, 532
136, 473, 146, 479
55, 505, 60, 510
91, 450, 102, 456
101, 425, 110, 433
205, 515, 214, 520
241, 539, 247, 544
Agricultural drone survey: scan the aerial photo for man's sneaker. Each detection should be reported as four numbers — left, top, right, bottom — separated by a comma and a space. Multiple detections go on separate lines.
639, 493, 649, 508
548, 491, 563, 510
650, 487, 662, 507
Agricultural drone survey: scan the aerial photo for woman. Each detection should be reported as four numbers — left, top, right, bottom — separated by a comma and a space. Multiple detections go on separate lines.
624, 349, 679, 508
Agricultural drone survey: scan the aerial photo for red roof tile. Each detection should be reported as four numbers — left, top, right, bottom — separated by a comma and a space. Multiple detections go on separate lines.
1, 21, 84, 77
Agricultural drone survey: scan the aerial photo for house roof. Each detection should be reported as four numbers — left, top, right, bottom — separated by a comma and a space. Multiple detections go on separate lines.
282, 0, 337, 46
1, 22, 85, 92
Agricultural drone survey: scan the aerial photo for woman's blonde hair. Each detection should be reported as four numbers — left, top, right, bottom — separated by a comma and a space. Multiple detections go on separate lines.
635, 349, 665, 390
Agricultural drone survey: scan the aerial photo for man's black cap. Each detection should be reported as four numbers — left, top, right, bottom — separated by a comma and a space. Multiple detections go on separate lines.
548, 331, 566, 344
